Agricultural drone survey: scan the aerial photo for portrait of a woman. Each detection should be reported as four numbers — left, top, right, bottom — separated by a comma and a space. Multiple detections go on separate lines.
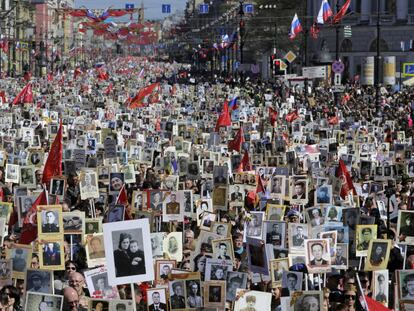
114, 233, 132, 277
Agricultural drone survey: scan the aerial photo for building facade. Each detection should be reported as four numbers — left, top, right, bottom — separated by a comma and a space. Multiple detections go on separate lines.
307, 0, 414, 83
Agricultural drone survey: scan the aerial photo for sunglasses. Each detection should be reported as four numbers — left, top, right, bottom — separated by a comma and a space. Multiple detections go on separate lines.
66, 266, 76, 271
345, 295, 356, 300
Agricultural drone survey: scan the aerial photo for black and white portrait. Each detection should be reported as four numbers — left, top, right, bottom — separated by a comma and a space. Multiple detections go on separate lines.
25, 269, 52, 294
103, 219, 154, 285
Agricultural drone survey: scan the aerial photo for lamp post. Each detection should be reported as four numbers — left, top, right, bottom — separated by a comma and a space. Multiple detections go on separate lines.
334, 2, 340, 106
375, 0, 381, 105
238, 0, 244, 64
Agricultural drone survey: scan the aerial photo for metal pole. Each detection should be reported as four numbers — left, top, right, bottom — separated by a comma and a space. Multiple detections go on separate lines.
334, 2, 340, 106
375, 0, 381, 105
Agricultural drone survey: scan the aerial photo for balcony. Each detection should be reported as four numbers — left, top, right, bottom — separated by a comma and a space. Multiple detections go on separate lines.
370, 14, 396, 25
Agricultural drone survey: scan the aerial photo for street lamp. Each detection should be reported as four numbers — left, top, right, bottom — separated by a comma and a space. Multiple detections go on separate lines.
238, 0, 244, 64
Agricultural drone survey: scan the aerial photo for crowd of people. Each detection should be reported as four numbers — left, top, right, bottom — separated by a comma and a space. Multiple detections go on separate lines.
0, 55, 412, 311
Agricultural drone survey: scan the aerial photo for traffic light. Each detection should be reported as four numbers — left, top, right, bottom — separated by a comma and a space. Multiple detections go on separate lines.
273, 58, 284, 76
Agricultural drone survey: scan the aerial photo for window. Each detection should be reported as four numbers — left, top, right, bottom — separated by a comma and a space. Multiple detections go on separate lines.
341, 39, 353, 52
409, 1, 414, 14
369, 38, 389, 52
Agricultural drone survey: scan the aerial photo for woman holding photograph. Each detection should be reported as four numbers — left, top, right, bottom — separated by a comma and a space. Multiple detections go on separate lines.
114, 233, 133, 277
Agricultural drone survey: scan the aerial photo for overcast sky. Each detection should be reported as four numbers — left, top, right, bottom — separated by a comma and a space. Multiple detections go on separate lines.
75, 0, 186, 21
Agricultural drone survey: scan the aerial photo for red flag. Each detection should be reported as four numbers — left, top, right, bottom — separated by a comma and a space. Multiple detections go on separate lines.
73, 67, 82, 80
365, 296, 391, 311
47, 73, 54, 82
269, 107, 278, 126
332, 0, 351, 24
228, 127, 244, 152
328, 115, 339, 125
215, 101, 232, 132
285, 110, 299, 123
23, 71, 32, 82
338, 159, 355, 198
0, 40, 8, 53
104, 83, 113, 95
237, 151, 251, 172
116, 184, 128, 205
129, 83, 159, 109
0, 91, 7, 104
97, 70, 109, 81
310, 22, 320, 39
12, 83, 33, 105
256, 174, 266, 194
42, 121, 63, 184
20, 189, 48, 244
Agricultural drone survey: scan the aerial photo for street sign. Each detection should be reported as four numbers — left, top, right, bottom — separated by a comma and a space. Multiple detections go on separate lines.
162, 4, 171, 13
125, 3, 134, 9
279, 60, 287, 71
332, 85, 345, 93
199, 4, 209, 14
344, 25, 352, 38
332, 60, 345, 74
403, 63, 414, 77
334, 73, 341, 86
244, 4, 254, 13
284, 51, 297, 63
302, 66, 326, 79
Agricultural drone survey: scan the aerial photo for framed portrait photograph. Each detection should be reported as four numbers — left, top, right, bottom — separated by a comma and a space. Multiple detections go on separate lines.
0, 202, 13, 224
17, 195, 37, 226
37, 205, 63, 236
212, 186, 228, 210
184, 278, 203, 309
356, 224, 378, 257
89, 299, 110, 311
305, 238, 332, 274
150, 232, 165, 258
148, 190, 164, 213
306, 207, 325, 227
97, 166, 110, 183
156, 259, 176, 280
210, 222, 231, 237
372, 269, 389, 306
85, 218, 102, 235
289, 178, 308, 204
103, 219, 154, 286
80, 171, 99, 200
281, 270, 303, 293
107, 204, 125, 223
226, 271, 248, 301
397, 210, 414, 243
270, 258, 289, 287
25, 292, 63, 311
0, 259, 12, 287
162, 191, 184, 222
84, 266, 119, 299
6, 244, 31, 279
5, 163, 19, 183
203, 280, 225, 309
196, 199, 213, 226
86, 233, 106, 267
147, 287, 168, 311
265, 204, 286, 221
268, 175, 286, 198
244, 211, 265, 240
109, 300, 134, 311
398, 270, 414, 302
263, 220, 286, 249
291, 291, 323, 311
25, 269, 53, 294
324, 205, 342, 223
212, 238, 234, 261
200, 212, 217, 231
39, 241, 65, 270
19, 165, 36, 188
246, 237, 268, 274
365, 239, 391, 271
163, 232, 182, 262
168, 279, 187, 310
62, 212, 84, 234
49, 178, 66, 197
315, 185, 332, 205
204, 258, 233, 282
288, 223, 309, 252
332, 243, 348, 270
233, 289, 272, 311
131, 190, 144, 211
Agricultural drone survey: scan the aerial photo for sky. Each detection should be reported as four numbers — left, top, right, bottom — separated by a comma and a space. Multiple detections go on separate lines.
75, 0, 187, 21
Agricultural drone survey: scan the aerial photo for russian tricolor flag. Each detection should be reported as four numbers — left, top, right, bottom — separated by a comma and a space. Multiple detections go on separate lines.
317, 0, 333, 24
289, 14, 303, 40
229, 96, 238, 110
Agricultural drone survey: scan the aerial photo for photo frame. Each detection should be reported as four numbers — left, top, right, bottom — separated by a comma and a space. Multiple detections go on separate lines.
25, 269, 53, 294
103, 219, 154, 286
19, 165, 36, 188
203, 280, 225, 309
212, 238, 234, 261
39, 240, 65, 270
86, 233, 106, 267
365, 239, 392, 271
84, 266, 119, 299
233, 289, 272, 311
270, 258, 289, 287
163, 232, 182, 262
288, 223, 309, 252
372, 269, 389, 306
398, 270, 414, 303
25, 292, 63, 311
6, 244, 31, 279
162, 191, 184, 223
85, 218, 102, 235
263, 220, 286, 249
79, 170, 100, 200
5, 163, 19, 183
37, 205, 63, 236
155, 259, 177, 280
109, 300, 134, 311
246, 237, 268, 275
204, 258, 233, 282
356, 224, 378, 257
0, 259, 12, 287
226, 271, 248, 301
397, 210, 414, 243
210, 222, 231, 237
281, 270, 303, 293
49, 177, 66, 198
146, 287, 168, 311
305, 238, 332, 274
332, 243, 348, 270
62, 211, 84, 235
290, 291, 323, 311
